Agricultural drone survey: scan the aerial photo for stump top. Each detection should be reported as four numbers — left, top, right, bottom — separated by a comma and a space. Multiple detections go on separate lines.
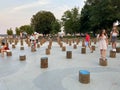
79, 70, 90, 75
41, 57, 48, 59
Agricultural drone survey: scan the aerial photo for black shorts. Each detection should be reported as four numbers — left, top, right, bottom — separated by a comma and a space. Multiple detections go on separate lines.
111, 36, 117, 42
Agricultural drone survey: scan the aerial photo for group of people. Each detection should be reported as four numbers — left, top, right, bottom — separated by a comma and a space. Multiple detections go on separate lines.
0, 25, 119, 60
0, 41, 9, 57
85, 25, 119, 60
29, 32, 39, 50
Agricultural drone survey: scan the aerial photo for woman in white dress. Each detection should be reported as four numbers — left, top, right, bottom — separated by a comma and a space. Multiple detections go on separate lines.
97, 29, 108, 60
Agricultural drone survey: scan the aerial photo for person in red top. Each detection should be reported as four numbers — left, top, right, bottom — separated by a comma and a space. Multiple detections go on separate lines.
85, 33, 93, 53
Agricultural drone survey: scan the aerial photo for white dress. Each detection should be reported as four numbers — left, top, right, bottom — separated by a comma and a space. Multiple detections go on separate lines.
97, 35, 107, 50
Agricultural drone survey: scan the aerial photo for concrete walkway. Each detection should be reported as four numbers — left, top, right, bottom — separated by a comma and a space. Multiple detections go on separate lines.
0, 39, 120, 90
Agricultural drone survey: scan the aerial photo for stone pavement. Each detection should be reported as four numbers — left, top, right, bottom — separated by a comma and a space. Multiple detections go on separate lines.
0, 39, 120, 90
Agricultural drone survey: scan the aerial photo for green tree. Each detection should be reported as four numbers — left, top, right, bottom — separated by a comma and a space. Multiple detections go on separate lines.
7, 28, 13, 35
31, 11, 56, 35
15, 27, 20, 36
51, 20, 61, 35
61, 7, 80, 35
80, 0, 120, 36
19, 25, 34, 35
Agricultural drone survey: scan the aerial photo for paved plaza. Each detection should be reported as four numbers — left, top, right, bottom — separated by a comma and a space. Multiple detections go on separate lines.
0, 39, 120, 90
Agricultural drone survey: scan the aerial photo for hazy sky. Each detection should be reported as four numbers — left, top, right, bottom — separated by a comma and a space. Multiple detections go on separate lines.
0, 0, 85, 34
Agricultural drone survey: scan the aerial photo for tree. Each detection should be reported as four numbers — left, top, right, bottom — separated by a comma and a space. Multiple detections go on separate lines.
51, 20, 61, 35
61, 7, 80, 35
19, 25, 34, 35
15, 27, 20, 36
80, 0, 120, 36
7, 28, 13, 35
31, 11, 56, 35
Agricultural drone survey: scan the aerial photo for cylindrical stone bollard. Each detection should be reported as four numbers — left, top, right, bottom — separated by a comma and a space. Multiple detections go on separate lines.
81, 47, 86, 54
116, 47, 120, 53
73, 44, 77, 49
62, 46, 66, 51
37, 44, 40, 48
46, 48, 50, 55
79, 70, 90, 84
41, 57, 48, 68
92, 46, 95, 51
110, 50, 116, 58
66, 51, 72, 59
31, 47, 36, 52
12, 43, 16, 48
6, 50, 12, 56
99, 58, 107, 66
19, 55, 26, 61
20, 46, 24, 50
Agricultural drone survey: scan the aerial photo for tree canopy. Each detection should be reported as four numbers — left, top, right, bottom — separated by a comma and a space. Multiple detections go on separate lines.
31, 11, 56, 35
61, 7, 80, 34
80, 0, 120, 35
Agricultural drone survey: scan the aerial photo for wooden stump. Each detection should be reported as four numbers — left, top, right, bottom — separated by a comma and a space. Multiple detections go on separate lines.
6, 50, 12, 56
66, 51, 72, 59
79, 70, 90, 84
92, 46, 95, 51
116, 47, 120, 53
48, 45, 51, 49
31, 47, 36, 52
12, 44, 15, 48
62, 46, 66, 51
41, 57, 48, 68
110, 50, 116, 58
82, 39, 85, 47
99, 58, 107, 66
60, 43, 63, 48
19, 55, 26, 61
37, 44, 40, 48
46, 49, 50, 55
28, 42, 31, 47
20, 46, 24, 50
20, 39, 23, 46
81, 47, 86, 54
73, 44, 77, 49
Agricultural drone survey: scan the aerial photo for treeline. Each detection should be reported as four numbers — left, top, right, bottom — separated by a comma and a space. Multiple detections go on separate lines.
7, 0, 120, 37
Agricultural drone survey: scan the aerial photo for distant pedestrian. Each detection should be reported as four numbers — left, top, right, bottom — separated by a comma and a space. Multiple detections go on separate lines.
85, 33, 93, 53
110, 26, 119, 51
97, 29, 108, 60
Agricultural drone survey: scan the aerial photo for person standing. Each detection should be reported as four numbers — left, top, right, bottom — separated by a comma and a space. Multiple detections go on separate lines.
85, 33, 93, 53
110, 26, 119, 51
97, 29, 108, 60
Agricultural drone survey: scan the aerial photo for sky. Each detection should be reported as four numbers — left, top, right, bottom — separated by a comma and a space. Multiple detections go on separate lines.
0, 0, 86, 34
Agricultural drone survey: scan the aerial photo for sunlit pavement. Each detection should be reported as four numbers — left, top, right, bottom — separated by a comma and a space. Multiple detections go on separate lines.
0, 40, 120, 90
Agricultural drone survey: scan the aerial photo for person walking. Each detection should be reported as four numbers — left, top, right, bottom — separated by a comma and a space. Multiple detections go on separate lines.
85, 33, 93, 53
97, 29, 108, 60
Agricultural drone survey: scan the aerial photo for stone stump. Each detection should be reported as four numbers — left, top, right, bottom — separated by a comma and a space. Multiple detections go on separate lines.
12, 43, 16, 48
46, 49, 50, 55
79, 70, 90, 84
66, 51, 72, 59
99, 58, 107, 66
81, 47, 86, 54
41, 57, 48, 68
62, 46, 66, 51
19, 55, 26, 61
6, 50, 12, 56
92, 46, 95, 51
116, 47, 120, 53
110, 50, 116, 58
73, 44, 77, 49
20, 46, 24, 50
